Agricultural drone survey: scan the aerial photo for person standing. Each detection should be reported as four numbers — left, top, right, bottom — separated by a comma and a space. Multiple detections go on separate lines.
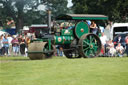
7, 34, 13, 56
18, 35, 25, 56
2, 35, 9, 56
90, 21, 98, 34
25, 36, 30, 57
20, 37, 26, 56
100, 32, 108, 56
11, 36, 19, 56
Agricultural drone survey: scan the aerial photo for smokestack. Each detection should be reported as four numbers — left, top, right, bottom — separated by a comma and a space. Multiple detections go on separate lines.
48, 10, 51, 34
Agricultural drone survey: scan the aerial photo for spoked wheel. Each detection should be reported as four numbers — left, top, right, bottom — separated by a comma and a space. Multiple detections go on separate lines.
79, 33, 102, 58
28, 42, 54, 60
64, 49, 81, 59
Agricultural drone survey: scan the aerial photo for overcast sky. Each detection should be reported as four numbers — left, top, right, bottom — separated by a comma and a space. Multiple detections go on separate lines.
67, 0, 73, 7
38, 0, 73, 10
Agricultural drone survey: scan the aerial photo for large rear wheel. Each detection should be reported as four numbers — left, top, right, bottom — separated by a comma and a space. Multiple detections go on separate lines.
79, 33, 102, 58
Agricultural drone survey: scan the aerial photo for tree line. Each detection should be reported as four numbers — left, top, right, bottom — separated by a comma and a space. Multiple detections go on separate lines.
72, 0, 128, 22
0, 0, 128, 32
0, 0, 69, 32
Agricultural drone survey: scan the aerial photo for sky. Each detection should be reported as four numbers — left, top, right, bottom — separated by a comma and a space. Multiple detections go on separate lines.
67, 0, 73, 7
38, 0, 73, 11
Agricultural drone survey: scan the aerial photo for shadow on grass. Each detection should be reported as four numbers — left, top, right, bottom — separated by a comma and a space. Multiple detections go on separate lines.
0, 56, 31, 62
11, 58, 31, 61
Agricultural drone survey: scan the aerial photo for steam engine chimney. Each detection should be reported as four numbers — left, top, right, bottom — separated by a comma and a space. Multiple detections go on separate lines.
47, 10, 51, 34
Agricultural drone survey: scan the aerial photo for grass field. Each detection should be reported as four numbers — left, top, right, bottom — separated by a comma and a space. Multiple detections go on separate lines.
0, 56, 128, 85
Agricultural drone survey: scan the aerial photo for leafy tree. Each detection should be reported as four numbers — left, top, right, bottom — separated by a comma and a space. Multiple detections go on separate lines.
0, 0, 44, 32
43, 0, 68, 18
72, 0, 128, 22
72, 0, 88, 14
101, 0, 128, 22
0, 0, 69, 32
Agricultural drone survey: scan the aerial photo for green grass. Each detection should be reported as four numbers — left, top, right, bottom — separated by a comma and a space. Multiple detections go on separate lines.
0, 56, 128, 85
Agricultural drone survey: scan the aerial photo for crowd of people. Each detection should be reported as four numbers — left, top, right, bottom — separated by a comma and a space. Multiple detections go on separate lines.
89, 20, 128, 57
100, 32, 128, 57
0, 20, 128, 57
0, 34, 31, 56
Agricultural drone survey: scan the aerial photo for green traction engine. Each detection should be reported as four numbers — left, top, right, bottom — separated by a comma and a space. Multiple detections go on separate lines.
28, 14, 108, 60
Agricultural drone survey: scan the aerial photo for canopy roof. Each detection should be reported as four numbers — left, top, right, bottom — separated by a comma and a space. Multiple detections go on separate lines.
56, 14, 108, 20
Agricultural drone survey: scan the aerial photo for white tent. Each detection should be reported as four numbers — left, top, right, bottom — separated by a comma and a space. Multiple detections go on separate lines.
0, 31, 7, 36
23, 26, 29, 30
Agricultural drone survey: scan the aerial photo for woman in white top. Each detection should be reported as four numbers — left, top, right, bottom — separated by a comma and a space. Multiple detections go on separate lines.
0, 35, 4, 55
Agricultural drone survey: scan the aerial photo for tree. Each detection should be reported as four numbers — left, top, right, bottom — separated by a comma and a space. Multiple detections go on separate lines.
101, 0, 128, 22
0, 0, 43, 32
72, 0, 88, 14
72, 0, 128, 22
43, 0, 68, 18
0, 0, 69, 32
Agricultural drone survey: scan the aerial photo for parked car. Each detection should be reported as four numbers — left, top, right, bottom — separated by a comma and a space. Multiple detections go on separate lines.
110, 23, 128, 40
